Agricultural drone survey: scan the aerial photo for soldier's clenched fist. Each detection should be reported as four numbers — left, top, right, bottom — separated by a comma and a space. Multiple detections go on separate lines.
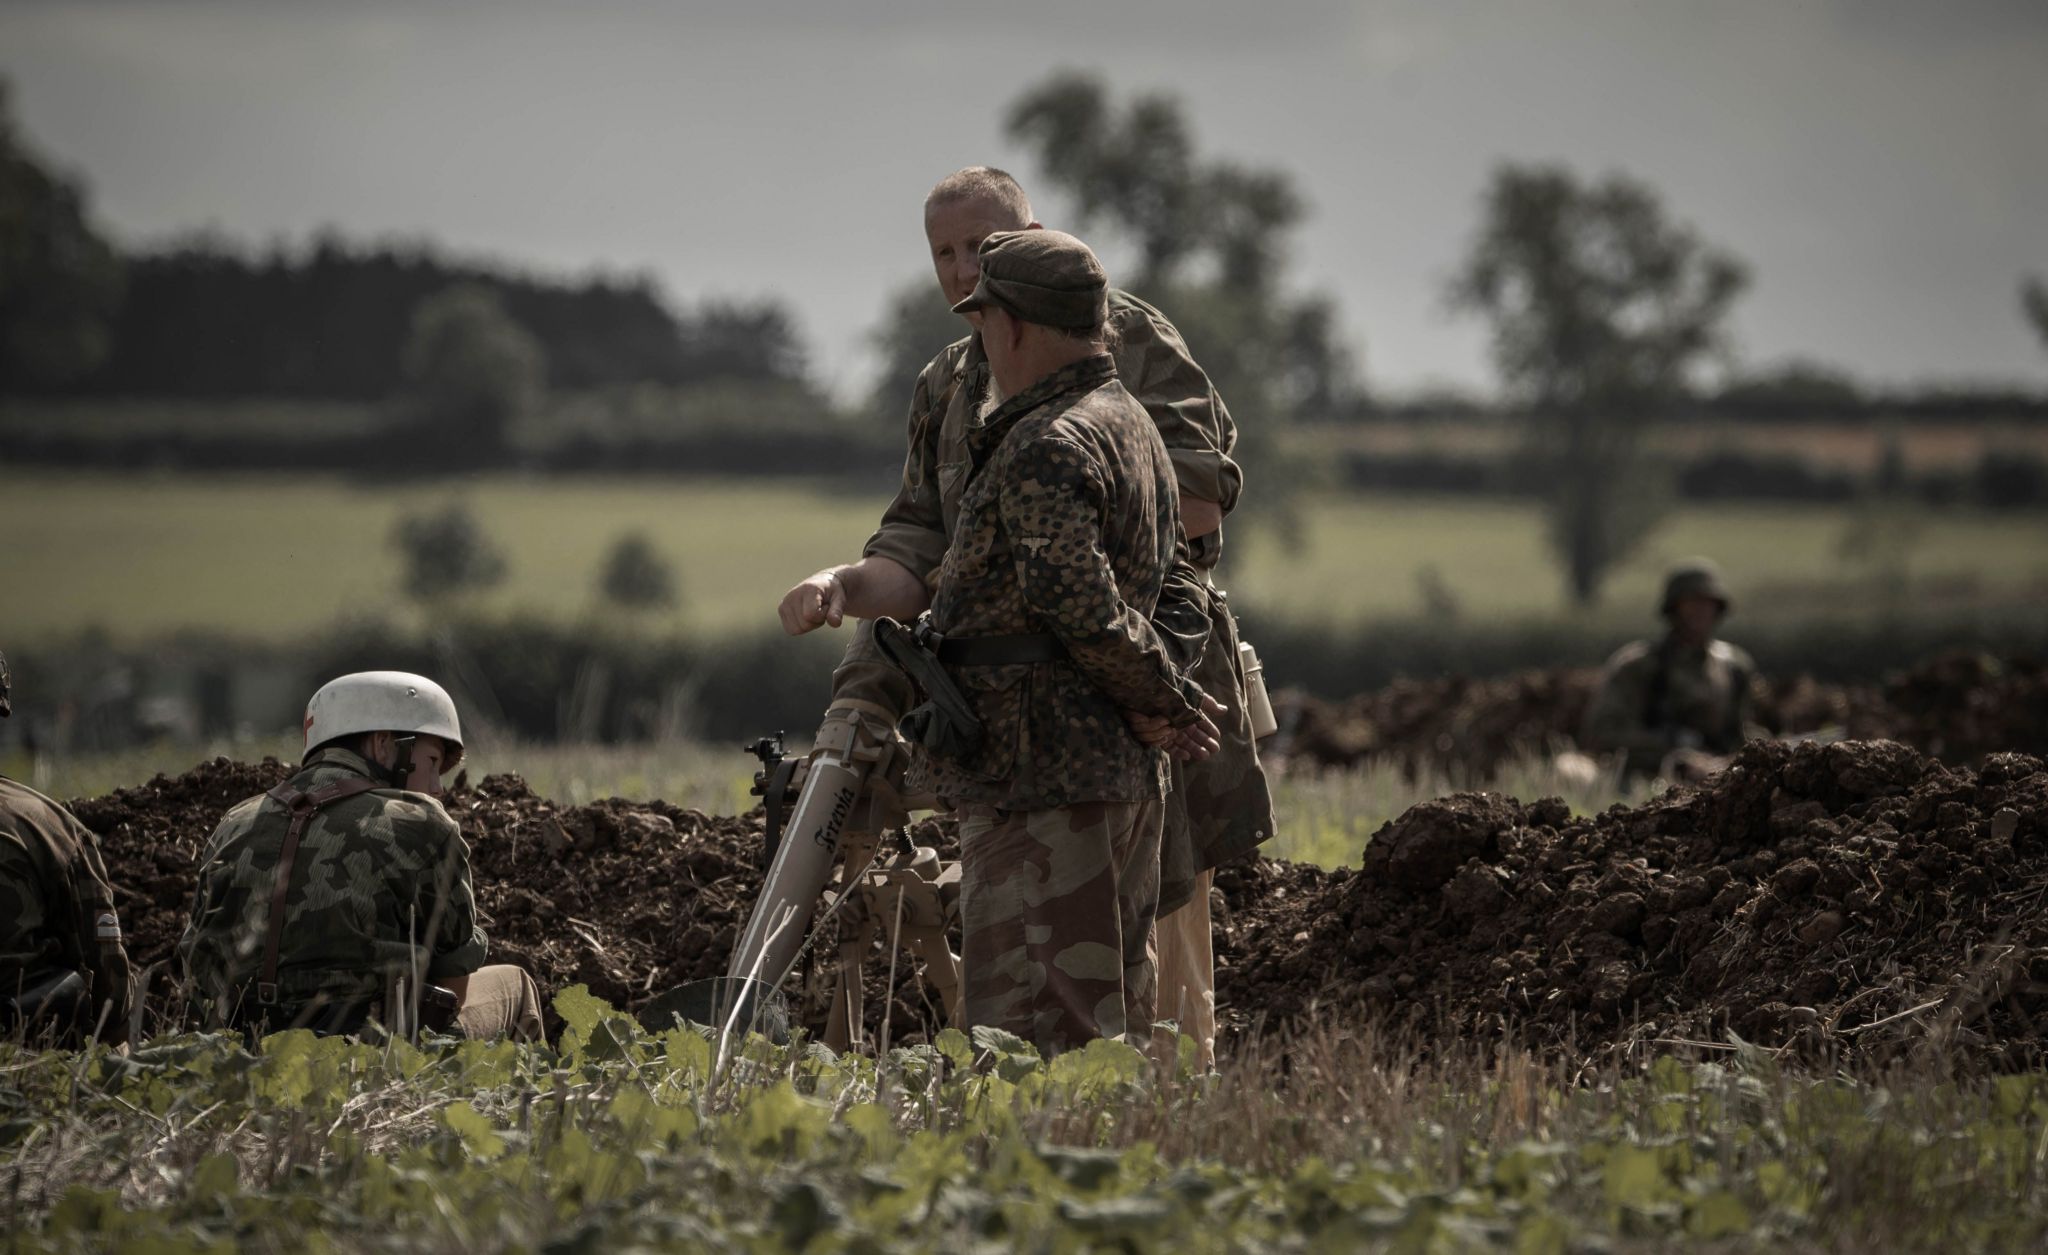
778, 569, 847, 636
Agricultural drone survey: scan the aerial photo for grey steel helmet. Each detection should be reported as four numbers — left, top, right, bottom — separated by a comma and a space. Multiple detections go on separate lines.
1660, 558, 1732, 618
302, 670, 464, 770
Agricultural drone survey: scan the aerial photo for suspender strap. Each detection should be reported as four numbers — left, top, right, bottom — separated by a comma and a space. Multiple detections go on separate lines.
254, 777, 381, 1004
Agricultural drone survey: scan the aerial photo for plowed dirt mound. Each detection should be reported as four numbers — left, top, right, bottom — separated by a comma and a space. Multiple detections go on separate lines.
71, 730, 2048, 1068
1274, 651, 2040, 778
1219, 739, 2048, 1067
71, 760, 957, 1043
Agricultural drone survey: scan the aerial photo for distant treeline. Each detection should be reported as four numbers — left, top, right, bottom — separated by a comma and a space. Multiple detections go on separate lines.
1336, 444, 2048, 509
5, 235, 808, 400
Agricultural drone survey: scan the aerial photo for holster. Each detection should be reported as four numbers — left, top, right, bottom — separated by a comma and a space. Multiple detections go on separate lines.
872, 615, 984, 761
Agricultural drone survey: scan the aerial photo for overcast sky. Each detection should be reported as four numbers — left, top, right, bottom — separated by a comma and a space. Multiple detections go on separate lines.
5, 0, 2045, 402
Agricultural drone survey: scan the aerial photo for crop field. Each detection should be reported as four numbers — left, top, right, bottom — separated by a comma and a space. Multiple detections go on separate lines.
10, 1008, 2048, 1251
6, 469, 2046, 648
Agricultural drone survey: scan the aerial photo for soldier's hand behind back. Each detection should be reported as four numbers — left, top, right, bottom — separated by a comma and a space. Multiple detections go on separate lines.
778, 570, 846, 636
1124, 690, 1225, 762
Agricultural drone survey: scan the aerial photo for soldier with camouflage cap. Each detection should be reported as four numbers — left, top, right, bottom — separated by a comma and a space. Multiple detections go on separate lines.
0, 650, 138, 1044
180, 672, 543, 1040
778, 167, 1273, 1065
1581, 559, 1758, 779
907, 229, 1219, 1054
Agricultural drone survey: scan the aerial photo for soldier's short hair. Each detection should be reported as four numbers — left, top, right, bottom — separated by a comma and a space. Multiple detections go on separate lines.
925, 166, 1033, 226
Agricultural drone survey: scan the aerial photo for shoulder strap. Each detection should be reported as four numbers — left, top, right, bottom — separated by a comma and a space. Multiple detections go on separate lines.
1642, 636, 1679, 731
254, 777, 381, 1004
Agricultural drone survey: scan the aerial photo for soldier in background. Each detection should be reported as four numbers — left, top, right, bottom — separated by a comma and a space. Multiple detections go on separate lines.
0, 650, 138, 1045
779, 167, 1272, 1067
180, 671, 543, 1041
1581, 559, 1757, 780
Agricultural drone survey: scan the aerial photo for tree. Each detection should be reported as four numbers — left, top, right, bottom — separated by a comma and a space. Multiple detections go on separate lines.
681, 298, 807, 384
0, 80, 124, 389
867, 279, 969, 418
389, 502, 508, 604
1449, 164, 1749, 605
598, 531, 679, 611
400, 284, 545, 457
1002, 72, 1354, 427
2024, 277, 2048, 353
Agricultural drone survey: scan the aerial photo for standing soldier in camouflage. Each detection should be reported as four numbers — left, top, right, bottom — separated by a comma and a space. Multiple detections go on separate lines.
1581, 559, 1757, 780
894, 229, 1217, 1054
779, 167, 1273, 1066
180, 671, 544, 1040
0, 651, 137, 1044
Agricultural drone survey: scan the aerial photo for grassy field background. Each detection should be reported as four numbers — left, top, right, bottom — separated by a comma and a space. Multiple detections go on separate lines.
8, 469, 2045, 647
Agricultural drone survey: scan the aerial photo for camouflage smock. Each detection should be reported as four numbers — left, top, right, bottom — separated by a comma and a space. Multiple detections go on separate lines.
1581, 635, 1757, 777
853, 290, 1274, 901
0, 776, 135, 1037
921, 353, 1203, 811
178, 747, 489, 1013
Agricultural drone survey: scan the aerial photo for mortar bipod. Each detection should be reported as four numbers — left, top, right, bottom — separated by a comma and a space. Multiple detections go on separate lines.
821, 829, 964, 1054
725, 705, 906, 992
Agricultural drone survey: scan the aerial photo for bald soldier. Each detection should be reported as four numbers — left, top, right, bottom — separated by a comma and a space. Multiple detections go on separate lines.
181, 672, 543, 1040
779, 167, 1273, 1065
1581, 560, 1757, 780
0, 651, 137, 1044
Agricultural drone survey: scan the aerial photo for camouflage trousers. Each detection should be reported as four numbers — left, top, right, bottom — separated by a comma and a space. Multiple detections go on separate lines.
956, 798, 1162, 1057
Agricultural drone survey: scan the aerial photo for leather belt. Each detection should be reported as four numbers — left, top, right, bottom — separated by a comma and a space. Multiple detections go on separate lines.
935, 634, 1065, 666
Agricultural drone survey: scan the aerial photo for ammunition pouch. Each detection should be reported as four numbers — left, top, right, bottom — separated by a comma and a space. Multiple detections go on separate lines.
419, 984, 462, 1034
872, 616, 985, 762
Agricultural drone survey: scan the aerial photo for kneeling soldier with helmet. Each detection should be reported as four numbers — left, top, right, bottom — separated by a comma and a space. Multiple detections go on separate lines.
1, 650, 137, 1045
1581, 559, 1757, 781
179, 671, 543, 1040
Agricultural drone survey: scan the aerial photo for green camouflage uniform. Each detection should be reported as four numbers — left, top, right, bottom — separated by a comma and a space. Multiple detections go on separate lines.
851, 289, 1275, 913
179, 746, 489, 1028
921, 352, 1198, 1053
1580, 636, 1757, 778
0, 777, 135, 1041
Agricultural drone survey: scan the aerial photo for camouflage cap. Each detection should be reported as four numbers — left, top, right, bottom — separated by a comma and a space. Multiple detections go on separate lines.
0, 650, 9, 718
950, 229, 1108, 330
1661, 558, 1732, 617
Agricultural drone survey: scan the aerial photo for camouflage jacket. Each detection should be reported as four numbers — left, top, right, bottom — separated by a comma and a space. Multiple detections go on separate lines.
924, 354, 1204, 811
856, 290, 1274, 888
178, 747, 489, 1015
864, 289, 1240, 584
1580, 635, 1757, 776
0, 777, 135, 1039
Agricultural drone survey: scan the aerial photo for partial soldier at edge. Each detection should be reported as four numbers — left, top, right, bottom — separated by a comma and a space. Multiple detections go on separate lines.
0, 650, 138, 1045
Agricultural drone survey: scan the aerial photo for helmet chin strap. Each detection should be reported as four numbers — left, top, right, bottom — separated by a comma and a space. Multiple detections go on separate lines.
383, 734, 418, 790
